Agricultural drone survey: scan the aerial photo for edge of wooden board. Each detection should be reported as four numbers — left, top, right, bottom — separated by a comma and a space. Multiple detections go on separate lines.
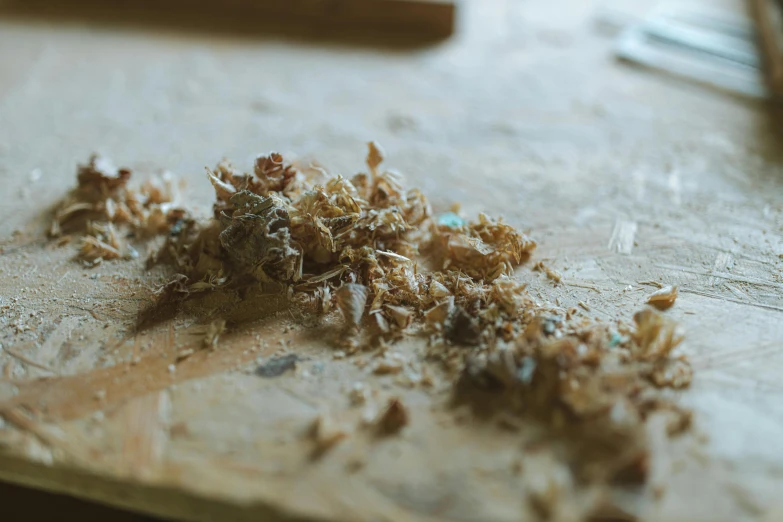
0, 452, 309, 522
2, 0, 458, 39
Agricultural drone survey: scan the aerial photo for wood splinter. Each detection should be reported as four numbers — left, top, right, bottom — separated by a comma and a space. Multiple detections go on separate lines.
647, 285, 678, 310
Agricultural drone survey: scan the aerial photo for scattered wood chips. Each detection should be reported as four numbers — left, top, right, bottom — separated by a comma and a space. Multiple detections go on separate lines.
50, 155, 189, 266
54, 143, 694, 500
647, 285, 678, 310
375, 397, 409, 435
311, 413, 350, 454
203, 319, 226, 348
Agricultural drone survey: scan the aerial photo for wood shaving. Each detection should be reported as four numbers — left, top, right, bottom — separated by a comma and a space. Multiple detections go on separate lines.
348, 382, 370, 405
646, 285, 678, 310
203, 319, 226, 348
336, 284, 369, 330
175, 348, 195, 363
311, 413, 349, 453
436, 214, 536, 281
375, 397, 409, 435
534, 261, 562, 283
371, 352, 406, 375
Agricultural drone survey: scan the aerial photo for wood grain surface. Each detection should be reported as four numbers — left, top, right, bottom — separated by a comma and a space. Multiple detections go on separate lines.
0, 0, 782, 521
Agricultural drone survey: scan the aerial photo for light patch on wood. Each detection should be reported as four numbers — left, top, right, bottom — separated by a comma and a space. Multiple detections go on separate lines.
117, 391, 171, 480
632, 168, 646, 201
0, 408, 85, 463
667, 169, 682, 206
608, 219, 637, 255
709, 252, 734, 287
2, 344, 57, 375
37, 316, 82, 367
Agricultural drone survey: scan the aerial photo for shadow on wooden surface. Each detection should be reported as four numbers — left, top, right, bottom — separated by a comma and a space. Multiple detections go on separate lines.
0, 479, 160, 522
0, 0, 455, 50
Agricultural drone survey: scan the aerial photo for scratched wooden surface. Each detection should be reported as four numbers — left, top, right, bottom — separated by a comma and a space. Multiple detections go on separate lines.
1, 0, 783, 521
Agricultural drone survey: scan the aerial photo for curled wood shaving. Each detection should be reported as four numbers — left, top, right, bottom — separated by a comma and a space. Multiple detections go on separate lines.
336, 284, 369, 330
646, 285, 678, 310
79, 235, 121, 262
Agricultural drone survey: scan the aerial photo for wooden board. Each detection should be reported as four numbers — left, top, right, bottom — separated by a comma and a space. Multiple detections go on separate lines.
1, 0, 457, 38
1, 0, 783, 520
750, 0, 783, 93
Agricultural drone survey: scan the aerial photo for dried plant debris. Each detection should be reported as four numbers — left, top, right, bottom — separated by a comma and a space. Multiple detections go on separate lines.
50, 155, 189, 264
54, 143, 695, 493
646, 285, 678, 310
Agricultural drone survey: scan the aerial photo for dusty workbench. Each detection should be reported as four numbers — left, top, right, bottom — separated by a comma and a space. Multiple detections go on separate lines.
0, 0, 782, 521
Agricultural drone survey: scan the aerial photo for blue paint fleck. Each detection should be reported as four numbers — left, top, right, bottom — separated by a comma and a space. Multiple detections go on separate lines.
517, 356, 537, 384
609, 333, 623, 348
438, 212, 465, 228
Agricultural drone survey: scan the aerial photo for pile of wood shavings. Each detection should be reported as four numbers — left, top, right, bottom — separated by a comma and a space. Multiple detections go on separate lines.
150, 142, 537, 351
49, 155, 189, 266
52, 143, 693, 493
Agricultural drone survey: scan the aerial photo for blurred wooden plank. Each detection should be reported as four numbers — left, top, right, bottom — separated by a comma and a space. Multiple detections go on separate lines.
750, 0, 783, 93
5, 0, 457, 38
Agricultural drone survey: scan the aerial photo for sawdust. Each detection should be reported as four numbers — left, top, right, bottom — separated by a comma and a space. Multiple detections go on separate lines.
51, 143, 695, 510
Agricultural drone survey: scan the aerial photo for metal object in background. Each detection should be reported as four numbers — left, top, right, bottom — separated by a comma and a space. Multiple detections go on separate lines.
612, 3, 768, 99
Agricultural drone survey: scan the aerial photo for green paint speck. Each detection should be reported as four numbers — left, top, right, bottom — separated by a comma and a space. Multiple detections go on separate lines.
438, 212, 465, 228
